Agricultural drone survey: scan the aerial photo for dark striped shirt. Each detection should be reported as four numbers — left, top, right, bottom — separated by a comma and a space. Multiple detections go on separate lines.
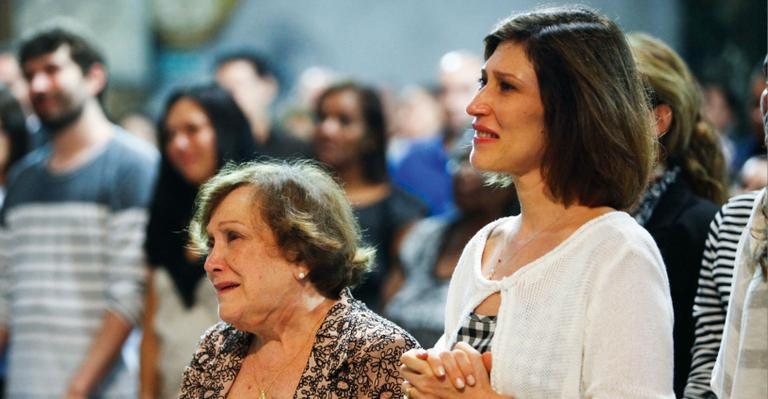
684, 192, 758, 399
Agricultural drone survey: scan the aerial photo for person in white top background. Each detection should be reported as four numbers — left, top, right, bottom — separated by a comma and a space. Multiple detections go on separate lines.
400, 5, 675, 398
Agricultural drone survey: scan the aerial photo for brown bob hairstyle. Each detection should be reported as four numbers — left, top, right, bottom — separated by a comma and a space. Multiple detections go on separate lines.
189, 160, 375, 299
484, 5, 656, 209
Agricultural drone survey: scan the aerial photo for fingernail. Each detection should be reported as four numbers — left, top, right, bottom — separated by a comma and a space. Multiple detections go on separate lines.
455, 377, 465, 389
437, 366, 446, 377
467, 375, 476, 386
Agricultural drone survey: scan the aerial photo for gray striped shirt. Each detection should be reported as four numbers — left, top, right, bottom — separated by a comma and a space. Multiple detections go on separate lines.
0, 129, 157, 398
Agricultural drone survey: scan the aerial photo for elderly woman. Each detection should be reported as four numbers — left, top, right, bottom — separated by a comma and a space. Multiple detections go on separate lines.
179, 161, 419, 398
400, 5, 674, 398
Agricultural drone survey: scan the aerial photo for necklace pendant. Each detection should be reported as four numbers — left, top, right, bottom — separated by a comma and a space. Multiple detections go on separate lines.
259, 389, 267, 399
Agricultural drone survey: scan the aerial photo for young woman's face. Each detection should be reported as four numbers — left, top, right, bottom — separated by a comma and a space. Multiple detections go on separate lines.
313, 90, 367, 171
164, 97, 218, 185
466, 41, 546, 178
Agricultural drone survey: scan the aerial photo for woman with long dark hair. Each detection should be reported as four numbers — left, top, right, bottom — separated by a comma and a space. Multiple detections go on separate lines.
141, 83, 255, 398
313, 82, 426, 312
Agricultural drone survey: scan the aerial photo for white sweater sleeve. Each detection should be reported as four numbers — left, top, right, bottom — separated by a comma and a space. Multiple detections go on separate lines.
582, 243, 675, 398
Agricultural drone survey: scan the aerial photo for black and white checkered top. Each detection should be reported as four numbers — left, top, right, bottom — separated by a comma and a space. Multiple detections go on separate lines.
455, 312, 497, 353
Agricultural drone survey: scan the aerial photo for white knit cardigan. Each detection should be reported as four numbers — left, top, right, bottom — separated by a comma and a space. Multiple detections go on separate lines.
435, 212, 675, 398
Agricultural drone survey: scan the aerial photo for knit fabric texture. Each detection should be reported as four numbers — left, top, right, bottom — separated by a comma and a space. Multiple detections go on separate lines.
435, 212, 675, 398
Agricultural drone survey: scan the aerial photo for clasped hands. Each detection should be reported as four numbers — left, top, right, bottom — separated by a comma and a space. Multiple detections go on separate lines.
400, 342, 507, 399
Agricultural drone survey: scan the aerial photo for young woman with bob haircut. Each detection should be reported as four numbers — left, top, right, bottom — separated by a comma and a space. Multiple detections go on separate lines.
400, 5, 674, 398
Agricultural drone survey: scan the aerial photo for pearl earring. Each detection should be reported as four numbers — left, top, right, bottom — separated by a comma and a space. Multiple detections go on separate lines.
298, 272, 306, 280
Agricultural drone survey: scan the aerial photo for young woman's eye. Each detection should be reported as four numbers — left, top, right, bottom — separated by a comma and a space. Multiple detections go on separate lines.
338, 115, 352, 126
185, 123, 201, 136
478, 77, 487, 89
499, 81, 515, 92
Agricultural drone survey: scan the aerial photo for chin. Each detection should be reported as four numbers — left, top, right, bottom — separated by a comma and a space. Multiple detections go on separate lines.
316, 152, 340, 168
183, 171, 209, 186
469, 157, 501, 173
468, 151, 485, 170
217, 305, 241, 326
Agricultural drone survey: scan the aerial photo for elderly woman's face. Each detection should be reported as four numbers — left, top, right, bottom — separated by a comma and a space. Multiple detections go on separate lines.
313, 90, 367, 170
466, 41, 546, 177
203, 186, 300, 328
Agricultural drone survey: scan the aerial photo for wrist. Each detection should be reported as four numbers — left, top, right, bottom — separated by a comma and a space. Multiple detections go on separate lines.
68, 372, 94, 397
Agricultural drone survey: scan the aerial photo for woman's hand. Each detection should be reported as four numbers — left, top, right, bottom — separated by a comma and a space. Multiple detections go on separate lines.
400, 343, 503, 398
407, 343, 492, 390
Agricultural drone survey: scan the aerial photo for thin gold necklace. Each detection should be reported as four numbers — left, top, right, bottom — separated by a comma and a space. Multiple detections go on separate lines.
256, 312, 327, 399
488, 212, 570, 280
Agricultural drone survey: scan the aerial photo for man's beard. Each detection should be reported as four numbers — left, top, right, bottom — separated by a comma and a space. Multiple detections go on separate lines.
39, 102, 85, 136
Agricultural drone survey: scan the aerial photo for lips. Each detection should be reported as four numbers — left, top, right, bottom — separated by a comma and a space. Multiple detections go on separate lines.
314, 141, 335, 154
213, 281, 240, 294
472, 123, 500, 139
176, 154, 201, 166
313, 141, 343, 165
31, 96, 58, 114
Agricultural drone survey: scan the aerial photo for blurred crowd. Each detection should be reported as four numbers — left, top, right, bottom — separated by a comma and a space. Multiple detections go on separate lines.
0, 13, 765, 399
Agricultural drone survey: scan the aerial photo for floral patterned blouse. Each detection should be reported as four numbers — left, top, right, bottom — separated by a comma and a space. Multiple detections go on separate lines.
179, 289, 420, 398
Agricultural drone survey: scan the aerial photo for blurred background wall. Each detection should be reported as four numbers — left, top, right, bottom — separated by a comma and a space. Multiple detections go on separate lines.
0, 0, 764, 124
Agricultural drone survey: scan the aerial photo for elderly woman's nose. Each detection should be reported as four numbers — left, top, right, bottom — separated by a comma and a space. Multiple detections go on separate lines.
203, 246, 224, 273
